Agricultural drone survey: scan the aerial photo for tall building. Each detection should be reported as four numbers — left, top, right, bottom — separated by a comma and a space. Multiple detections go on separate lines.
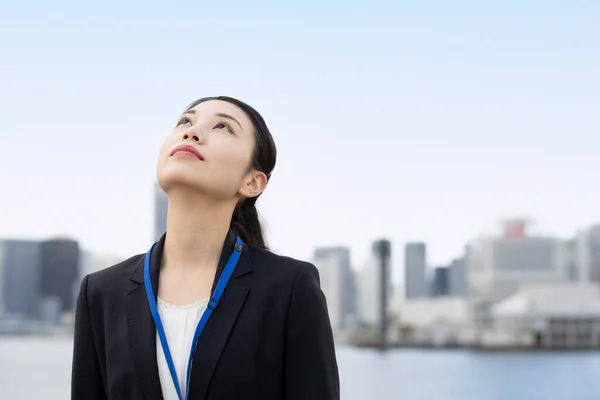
575, 224, 600, 283
39, 238, 80, 312
79, 249, 93, 280
358, 239, 393, 328
357, 255, 378, 325
404, 242, 428, 299
449, 255, 468, 296
561, 239, 578, 281
431, 266, 450, 297
154, 183, 169, 242
313, 247, 356, 331
467, 220, 566, 302
0, 240, 41, 317
373, 239, 392, 348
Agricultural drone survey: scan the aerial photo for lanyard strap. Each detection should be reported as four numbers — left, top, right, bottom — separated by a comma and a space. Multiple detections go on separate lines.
144, 235, 243, 400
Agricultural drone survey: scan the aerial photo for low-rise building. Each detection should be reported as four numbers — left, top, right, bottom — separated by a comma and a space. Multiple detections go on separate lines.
483, 283, 600, 349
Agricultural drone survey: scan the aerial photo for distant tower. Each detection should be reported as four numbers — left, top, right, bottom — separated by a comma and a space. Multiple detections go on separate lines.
405, 242, 428, 299
373, 239, 391, 349
0, 240, 41, 317
39, 238, 80, 312
154, 183, 169, 242
312, 247, 357, 332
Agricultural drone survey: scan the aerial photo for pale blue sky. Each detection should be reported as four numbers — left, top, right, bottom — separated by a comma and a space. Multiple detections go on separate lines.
0, 1, 598, 277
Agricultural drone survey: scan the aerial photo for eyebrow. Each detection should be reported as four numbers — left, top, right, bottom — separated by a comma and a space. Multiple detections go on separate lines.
182, 109, 243, 130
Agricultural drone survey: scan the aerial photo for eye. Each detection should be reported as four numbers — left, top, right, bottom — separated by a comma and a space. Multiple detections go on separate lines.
214, 122, 234, 134
176, 117, 192, 127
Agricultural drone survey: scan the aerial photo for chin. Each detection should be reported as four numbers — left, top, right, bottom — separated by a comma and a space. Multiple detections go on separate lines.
157, 168, 203, 195
158, 163, 238, 200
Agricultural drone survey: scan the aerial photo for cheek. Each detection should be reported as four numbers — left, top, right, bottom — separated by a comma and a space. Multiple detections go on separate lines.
155, 136, 181, 183
223, 145, 251, 167
157, 133, 178, 161
209, 146, 251, 179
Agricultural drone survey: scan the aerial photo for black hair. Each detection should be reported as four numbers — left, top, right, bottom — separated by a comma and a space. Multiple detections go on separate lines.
185, 96, 277, 248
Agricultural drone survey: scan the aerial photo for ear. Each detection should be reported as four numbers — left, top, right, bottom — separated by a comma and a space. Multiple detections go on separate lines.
238, 171, 268, 199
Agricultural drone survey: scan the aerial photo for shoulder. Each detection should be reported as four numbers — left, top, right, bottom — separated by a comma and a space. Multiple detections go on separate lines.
248, 247, 329, 324
246, 246, 322, 302
248, 245, 320, 283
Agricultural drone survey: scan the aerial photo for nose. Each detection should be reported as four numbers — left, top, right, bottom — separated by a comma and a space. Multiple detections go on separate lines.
183, 133, 200, 143
182, 129, 203, 144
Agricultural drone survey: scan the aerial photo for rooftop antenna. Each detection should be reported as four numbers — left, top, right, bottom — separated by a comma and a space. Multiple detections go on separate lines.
501, 217, 532, 238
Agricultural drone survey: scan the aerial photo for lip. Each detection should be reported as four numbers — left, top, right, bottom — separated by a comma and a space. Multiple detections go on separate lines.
170, 144, 204, 160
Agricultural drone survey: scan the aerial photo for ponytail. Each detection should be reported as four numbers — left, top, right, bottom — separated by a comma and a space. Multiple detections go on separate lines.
231, 197, 267, 248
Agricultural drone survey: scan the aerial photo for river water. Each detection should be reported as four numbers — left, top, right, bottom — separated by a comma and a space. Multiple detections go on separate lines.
2, 337, 600, 399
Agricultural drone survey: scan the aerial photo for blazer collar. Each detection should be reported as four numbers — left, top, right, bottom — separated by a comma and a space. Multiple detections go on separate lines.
130, 229, 253, 287
126, 230, 252, 400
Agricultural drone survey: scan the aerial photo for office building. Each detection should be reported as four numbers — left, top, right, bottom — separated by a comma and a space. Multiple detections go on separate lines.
154, 183, 169, 242
467, 219, 566, 302
0, 240, 41, 317
576, 224, 600, 283
373, 239, 392, 347
313, 247, 357, 331
449, 255, 468, 296
79, 249, 93, 280
39, 238, 80, 312
404, 242, 428, 299
314, 247, 357, 330
561, 239, 579, 281
358, 240, 393, 328
431, 266, 450, 297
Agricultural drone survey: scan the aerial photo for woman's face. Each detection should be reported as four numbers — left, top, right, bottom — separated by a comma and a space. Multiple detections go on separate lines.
157, 100, 264, 202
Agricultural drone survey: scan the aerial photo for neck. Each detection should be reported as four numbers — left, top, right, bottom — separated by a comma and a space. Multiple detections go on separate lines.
162, 187, 234, 272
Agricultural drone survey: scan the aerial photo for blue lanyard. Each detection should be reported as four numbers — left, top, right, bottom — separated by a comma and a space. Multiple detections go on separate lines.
144, 235, 243, 400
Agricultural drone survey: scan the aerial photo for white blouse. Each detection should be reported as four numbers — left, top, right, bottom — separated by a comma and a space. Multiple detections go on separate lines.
156, 297, 208, 400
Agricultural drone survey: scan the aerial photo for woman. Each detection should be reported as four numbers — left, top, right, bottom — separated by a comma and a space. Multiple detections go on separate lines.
71, 96, 340, 400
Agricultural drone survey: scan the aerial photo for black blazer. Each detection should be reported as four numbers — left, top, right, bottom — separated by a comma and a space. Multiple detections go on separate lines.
71, 231, 340, 400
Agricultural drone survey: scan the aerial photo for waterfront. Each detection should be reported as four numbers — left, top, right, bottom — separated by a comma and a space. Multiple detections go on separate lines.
2, 338, 600, 399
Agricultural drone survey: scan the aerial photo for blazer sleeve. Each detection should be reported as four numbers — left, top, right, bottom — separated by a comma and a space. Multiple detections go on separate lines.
283, 263, 340, 400
71, 274, 107, 400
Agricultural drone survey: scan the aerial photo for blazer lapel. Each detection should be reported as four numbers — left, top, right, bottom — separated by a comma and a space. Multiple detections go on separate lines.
124, 231, 253, 399
125, 235, 165, 400
188, 242, 253, 399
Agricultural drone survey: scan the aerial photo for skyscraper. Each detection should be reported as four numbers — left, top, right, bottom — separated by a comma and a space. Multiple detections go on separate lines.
0, 239, 41, 317
576, 224, 600, 283
313, 247, 357, 331
154, 183, 169, 242
404, 242, 428, 299
431, 266, 450, 297
357, 239, 393, 345
449, 255, 468, 296
373, 239, 392, 348
39, 238, 80, 312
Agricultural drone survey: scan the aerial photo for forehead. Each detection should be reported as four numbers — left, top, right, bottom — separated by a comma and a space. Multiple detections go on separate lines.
186, 100, 253, 131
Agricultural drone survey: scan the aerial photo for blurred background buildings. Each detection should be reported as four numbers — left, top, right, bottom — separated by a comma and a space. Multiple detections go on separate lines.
4, 187, 600, 352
